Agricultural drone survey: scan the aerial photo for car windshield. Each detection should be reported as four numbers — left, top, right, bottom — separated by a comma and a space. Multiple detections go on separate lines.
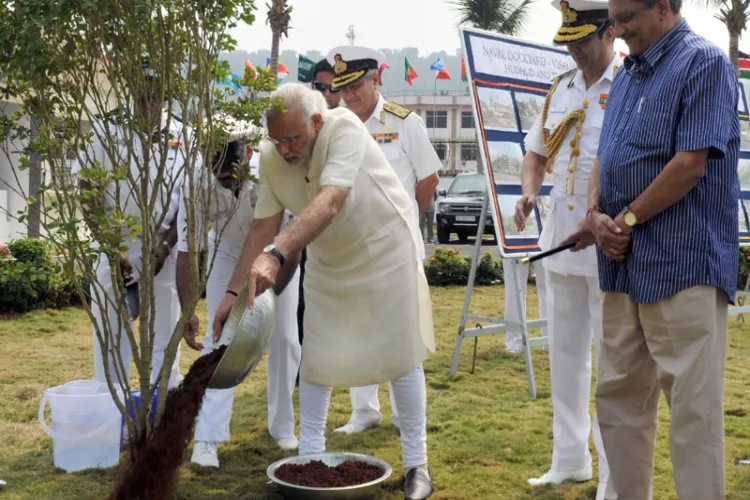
448, 175, 486, 196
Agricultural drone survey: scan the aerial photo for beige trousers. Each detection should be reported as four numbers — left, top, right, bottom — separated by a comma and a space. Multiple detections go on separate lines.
596, 286, 728, 500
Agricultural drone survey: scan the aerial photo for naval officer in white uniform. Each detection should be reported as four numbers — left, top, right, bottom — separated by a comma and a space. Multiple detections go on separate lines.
176, 123, 302, 468
516, 2, 619, 499
73, 57, 184, 390
325, 44, 442, 435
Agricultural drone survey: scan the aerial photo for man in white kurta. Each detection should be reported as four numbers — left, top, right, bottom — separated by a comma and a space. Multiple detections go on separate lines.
175, 133, 301, 469
325, 45, 442, 435
210, 83, 435, 500
72, 61, 184, 390
515, 2, 619, 499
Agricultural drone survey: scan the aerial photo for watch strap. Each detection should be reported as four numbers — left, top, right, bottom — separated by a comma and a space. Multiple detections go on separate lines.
266, 246, 286, 267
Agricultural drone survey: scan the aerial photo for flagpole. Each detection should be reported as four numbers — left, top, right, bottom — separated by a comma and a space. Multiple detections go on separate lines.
432, 74, 437, 141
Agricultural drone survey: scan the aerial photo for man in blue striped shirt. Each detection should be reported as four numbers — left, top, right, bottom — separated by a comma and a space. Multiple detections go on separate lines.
561, 0, 739, 498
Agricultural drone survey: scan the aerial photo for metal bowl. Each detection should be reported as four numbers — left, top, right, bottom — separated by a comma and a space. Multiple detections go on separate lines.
266, 452, 393, 500
207, 287, 277, 390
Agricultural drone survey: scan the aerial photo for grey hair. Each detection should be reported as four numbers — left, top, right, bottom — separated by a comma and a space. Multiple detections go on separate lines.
267, 82, 330, 121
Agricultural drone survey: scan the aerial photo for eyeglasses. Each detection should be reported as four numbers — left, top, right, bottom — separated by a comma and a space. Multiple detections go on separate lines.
313, 81, 340, 94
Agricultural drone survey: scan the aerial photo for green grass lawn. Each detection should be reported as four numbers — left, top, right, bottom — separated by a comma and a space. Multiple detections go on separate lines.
2, 286, 750, 499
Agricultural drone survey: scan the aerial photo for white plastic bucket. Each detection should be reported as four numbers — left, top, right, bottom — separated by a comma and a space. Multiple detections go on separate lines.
38, 382, 123, 473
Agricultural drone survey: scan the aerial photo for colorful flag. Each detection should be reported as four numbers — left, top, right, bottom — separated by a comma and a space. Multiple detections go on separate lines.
217, 73, 242, 91
265, 57, 290, 75
460, 54, 468, 83
405, 57, 418, 86
430, 56, 445, 71
377, 62, 390, 85
740, 59, 750, 79
244, 58, 256, 80
297, 54, 317, 83
436, 67, 451, 80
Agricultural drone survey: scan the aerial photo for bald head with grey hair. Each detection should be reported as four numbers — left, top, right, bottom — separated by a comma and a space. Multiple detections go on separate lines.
265, 82, 330, 165
267, 82, 330, 122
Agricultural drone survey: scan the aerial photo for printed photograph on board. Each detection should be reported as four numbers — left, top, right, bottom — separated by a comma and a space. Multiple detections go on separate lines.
488, 141, 524, 182
739, 200, 748, 233
739, 159, 750, 189
477, 86, 518, 132
536, 195, 552, 224
741, 120, 750, 151
497, 194, 540, 239
515, 92, 546, 132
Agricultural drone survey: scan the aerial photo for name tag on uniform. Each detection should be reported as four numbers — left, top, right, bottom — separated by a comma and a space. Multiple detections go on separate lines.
371, 131, 399, 144
599, 93, 608, 110
168, 140, 183, 151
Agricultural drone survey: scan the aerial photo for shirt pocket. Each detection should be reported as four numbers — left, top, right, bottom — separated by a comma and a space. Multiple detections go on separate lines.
627, 100, 675, 149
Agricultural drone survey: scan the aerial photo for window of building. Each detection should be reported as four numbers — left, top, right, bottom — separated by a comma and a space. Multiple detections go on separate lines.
460, 143, 477, 163
461, 111, 475, 129
426, 110, 448, 129
433, 142, 447, 160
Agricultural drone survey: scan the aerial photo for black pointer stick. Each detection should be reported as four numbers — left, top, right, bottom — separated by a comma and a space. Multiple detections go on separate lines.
519, 241, 576, 264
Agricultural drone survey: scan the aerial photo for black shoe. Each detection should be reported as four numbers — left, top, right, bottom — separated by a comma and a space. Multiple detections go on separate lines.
403, 464, 433, 500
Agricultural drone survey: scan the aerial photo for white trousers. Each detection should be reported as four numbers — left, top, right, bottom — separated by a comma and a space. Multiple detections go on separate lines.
193, 250, 301, 442
90, 249, 182, 389
546, 269, 609, 481
300, 365, 428, 469
503, 259, 547, 352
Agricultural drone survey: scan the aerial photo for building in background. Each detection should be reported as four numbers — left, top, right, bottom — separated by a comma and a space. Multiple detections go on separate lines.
381, 90, 480, 176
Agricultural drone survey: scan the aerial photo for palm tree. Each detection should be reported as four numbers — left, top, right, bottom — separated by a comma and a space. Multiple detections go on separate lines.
701, 0, 749, 76
450, 0, 534, 35
266, 0, 292, 80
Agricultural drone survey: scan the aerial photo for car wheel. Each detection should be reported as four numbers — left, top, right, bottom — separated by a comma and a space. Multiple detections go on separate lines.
437, 226, 451, 244
457, 232, 469, 242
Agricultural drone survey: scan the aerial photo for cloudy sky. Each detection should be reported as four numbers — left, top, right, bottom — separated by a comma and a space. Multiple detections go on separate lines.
230, 0, 748, 57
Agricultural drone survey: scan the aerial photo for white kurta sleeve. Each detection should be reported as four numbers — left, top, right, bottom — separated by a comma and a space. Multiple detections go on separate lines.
254, 154, 286, 219
523, 113, 547, 157
319, 117, 367, 188
402, 113, 442, 181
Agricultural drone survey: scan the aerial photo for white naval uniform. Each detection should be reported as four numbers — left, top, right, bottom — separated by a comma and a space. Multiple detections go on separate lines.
72, 109, 186, 389
177, 157, 301, 444
345, 95, 442, 430
524, 57, 622, 483
502, 259, 547, 352
254, 107, 434, 469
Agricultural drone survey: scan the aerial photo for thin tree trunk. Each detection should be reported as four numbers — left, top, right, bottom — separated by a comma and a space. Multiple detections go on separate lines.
270, 32, 280, 81
27, 114, 42, 239
729, 31, 740, 79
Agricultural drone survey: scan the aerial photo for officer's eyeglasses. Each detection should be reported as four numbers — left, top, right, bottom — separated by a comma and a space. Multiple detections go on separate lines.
313, 81, 339, 94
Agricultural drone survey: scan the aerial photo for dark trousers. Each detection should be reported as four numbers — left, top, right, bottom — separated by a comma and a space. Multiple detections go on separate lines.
295, 248, 307, 386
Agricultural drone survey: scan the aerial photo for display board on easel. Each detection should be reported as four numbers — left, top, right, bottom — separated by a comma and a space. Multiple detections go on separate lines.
461, 27, 575, 258
449, 27, 576, 397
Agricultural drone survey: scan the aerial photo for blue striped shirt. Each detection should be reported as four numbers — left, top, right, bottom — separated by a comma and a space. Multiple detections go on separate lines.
597, 19, 740, 304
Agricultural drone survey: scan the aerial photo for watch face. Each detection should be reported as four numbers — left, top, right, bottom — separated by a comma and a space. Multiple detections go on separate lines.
263, 244, 274, 253
625, 212, 637, 226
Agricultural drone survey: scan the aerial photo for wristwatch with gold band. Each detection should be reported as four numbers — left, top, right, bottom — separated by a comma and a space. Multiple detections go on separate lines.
622, 206, 638, 227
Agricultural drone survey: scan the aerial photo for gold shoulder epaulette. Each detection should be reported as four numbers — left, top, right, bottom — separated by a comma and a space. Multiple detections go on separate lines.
383, 101, 412, 119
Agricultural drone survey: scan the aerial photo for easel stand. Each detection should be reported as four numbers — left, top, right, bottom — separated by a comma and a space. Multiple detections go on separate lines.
448, 193, 548, 398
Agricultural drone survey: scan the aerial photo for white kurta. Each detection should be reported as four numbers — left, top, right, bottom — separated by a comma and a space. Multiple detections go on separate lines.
72, 108, 191, 388
255, 107, 435, 388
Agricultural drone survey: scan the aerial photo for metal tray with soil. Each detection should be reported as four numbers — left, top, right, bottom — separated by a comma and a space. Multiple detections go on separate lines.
266, 452, 393, 500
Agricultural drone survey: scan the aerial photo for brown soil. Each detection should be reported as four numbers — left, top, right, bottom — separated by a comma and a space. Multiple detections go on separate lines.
275, 459, 385, 488
108, 345, 226, 500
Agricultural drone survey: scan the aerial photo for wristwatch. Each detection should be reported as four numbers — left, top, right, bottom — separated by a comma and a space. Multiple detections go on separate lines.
622, 206, 639, 227
263, 244, 286, 267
